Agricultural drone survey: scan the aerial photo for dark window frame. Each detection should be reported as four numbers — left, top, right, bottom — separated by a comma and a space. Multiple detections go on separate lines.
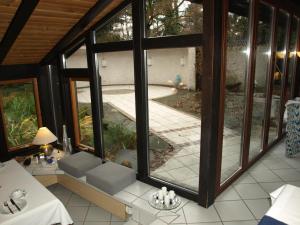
69, 77, 95, 152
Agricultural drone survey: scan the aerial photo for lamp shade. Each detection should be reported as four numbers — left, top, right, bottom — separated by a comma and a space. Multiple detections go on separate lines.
32, 127, 57, 145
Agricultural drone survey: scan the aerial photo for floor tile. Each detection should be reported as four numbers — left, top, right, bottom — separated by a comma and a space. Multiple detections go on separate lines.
183, 202, 220, 223
234, 173, 257, 184
132, 198, 160, 215
66, 206, 88, 221
74, 222, 84, 225
149, 219, 168, 225
85, 206, 111, 221
244, 199, 270, 220
250, 170, 282, 183
272, 169, 300, 182
234, 183, 268, 199
186, 223, 222, 225
111, 220, 139, 225
67, 194, 90, 206
215, 186, 240, 201
214, 200, 255, 221
84, 222, 110, 225
114, 191, 138, 204
259, 182, 285, 193
223, 221, 258, 225
140, 188, 159, 201
171, 208, 186, 223
124, 181, 153, 197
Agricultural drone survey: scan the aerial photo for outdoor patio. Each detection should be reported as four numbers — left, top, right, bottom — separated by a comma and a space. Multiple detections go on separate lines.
77, 85, 253, 190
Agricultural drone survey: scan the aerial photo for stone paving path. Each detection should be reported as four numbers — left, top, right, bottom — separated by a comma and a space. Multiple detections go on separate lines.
77, 85, 242, 190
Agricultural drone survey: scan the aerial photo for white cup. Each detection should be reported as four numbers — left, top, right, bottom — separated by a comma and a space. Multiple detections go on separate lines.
164, 195, 170, 207
158, 190, 164, 200
169, 190, 176, 200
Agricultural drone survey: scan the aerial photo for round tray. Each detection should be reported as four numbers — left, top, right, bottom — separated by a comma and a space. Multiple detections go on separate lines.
148, 192, 181, 210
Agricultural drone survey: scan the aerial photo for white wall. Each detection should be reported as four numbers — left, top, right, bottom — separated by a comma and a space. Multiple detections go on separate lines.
66, 48, 197, 90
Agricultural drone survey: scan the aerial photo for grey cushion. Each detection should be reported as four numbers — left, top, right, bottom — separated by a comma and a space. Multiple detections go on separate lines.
86, 162, 136, 195
58, 151, 102, 178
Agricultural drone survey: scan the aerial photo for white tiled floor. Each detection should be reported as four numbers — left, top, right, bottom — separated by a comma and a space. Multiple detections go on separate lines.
49, 139, 300, 225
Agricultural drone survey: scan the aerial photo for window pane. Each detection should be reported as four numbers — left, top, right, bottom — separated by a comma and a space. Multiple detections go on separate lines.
248, 3, 273, 161
283, 16, 299, 132
96, 5, 132, 43
221, 0, 250, 183
65, 45, 87, 68
98, 51, 137, 171
147, 47, 202, 191
268, 10, 289, 144
74, 81, 94, 148
0, 82, 39, 149
145, 0, 203, 37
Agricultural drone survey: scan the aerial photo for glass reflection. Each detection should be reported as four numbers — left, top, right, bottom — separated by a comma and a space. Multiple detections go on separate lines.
268, 10, 289, 144
249, 3, 273, 161
221, 0, 250, 183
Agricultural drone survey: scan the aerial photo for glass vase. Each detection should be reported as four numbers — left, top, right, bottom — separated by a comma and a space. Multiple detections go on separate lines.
67, 138, 73, 155
62, 125, 68, 152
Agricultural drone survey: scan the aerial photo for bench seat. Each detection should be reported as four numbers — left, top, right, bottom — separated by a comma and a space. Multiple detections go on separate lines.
58, 151, 102, 178
86, 161, 136, 195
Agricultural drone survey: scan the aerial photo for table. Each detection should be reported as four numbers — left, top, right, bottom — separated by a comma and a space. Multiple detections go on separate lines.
0, 160, 73, 225
263, 184, 300, 225
22, 149, 66, 176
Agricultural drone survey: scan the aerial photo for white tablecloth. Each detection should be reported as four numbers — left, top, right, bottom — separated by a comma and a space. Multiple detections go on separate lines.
0, 160, 73, 225
267, 184, 300, 224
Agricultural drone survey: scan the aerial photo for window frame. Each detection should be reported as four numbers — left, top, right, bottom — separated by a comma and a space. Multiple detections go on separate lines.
69, 77, 95, 152
0, 78, 42, 151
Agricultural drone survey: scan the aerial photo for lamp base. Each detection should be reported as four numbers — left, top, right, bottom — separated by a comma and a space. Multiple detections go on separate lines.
40, 144, 53, 157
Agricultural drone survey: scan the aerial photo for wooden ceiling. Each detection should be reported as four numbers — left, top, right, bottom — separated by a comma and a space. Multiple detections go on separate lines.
0, 0, 22, 43
0, 0, 124, 65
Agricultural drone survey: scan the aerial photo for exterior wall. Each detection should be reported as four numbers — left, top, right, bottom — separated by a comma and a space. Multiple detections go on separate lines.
66, 48, 197, 90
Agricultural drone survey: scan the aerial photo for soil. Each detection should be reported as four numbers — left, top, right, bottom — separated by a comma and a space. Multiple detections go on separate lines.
153, 89, 202, 118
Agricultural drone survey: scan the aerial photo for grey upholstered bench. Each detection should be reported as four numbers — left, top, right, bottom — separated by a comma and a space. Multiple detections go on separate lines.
57, 151, 102, 178
86, 161, 136, 195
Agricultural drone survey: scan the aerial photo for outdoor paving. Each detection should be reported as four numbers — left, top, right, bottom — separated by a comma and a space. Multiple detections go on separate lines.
77, 85, 252, 190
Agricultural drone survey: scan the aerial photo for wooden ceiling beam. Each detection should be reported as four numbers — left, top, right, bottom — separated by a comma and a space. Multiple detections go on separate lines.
41, 0, 113, 65
0, 0, 38, 64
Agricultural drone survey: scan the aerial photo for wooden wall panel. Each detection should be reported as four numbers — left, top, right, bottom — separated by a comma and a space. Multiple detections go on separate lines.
0, 0, 22, 43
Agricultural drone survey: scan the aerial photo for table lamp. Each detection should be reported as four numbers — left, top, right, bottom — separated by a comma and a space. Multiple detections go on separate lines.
32, 127, 57, 156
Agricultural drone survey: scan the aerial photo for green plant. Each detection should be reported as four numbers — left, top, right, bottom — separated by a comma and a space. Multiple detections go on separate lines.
78, 106, 94, 147
1, 84, 38, 148
103, 122, 136, 152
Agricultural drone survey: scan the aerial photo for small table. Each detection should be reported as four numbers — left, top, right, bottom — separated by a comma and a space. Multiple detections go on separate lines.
0, 160, 73, 225
22, 149, 65, 176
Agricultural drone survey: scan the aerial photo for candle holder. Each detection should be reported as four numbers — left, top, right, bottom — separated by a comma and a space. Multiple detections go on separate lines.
148, 190, 181, 210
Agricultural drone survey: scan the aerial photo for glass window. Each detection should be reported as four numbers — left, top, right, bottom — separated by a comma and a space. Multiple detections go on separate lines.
248, 3, 273, 161
268, 10, 289, 144
97, 51, 137, 171
96, 5, 132, 43
147, 47, 202, 191
221, 0, 250, 183
282, 16, 299, 132
0, 80, 41, 150
145, 0, 203, 37
65, 44, 87, 69
70, 80, 94, 149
